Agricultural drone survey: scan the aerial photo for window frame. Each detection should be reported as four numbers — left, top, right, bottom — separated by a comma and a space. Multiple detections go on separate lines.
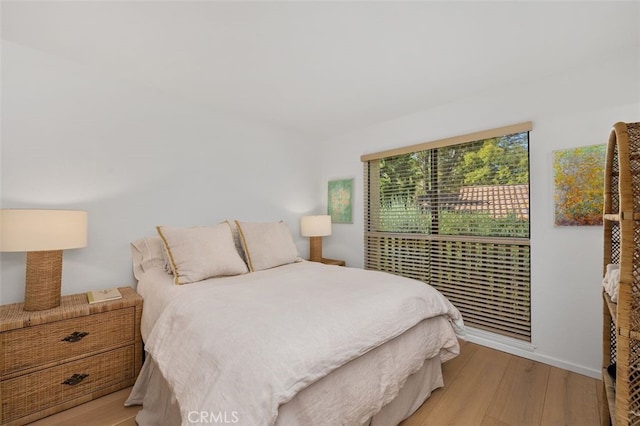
362, 122, 532, 341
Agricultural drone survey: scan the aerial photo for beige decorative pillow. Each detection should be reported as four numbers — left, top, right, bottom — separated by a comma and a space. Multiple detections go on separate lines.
157, 223, 248, 285
235, 221, 299, 272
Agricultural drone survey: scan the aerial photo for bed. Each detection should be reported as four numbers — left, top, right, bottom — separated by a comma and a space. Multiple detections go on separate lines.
125, 221, 464, 425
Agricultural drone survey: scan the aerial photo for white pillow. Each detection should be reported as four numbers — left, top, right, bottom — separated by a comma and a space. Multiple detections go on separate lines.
157, 223, 248, 285
235, 221, 300, 272
130, 236, 171, 280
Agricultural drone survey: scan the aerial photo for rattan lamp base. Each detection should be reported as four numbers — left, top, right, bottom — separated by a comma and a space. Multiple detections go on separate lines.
309, 236, 323, 262
24, 250, 63, 311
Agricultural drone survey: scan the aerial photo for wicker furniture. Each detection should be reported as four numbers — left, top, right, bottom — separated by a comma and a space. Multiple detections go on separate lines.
0, 287, 142, 425
602, 122, 640, 426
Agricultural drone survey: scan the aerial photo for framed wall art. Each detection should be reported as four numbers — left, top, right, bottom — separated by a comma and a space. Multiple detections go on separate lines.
328, 178, 353, 224
553, 144, 605, 226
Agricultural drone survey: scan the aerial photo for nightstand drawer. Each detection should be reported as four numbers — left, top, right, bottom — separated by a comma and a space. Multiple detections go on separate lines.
0, 307, 134, 376
1, 345, 135, 424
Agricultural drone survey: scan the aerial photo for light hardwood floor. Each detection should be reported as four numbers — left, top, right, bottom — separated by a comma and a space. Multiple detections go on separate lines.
401, 342, 602, 426
30, 342, 602, 426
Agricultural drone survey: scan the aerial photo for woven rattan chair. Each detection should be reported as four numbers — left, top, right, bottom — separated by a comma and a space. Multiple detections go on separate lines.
602, 121, 640, 425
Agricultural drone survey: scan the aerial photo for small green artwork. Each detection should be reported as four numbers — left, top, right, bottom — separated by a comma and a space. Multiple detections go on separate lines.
328, 178, 353, 224
553, 144, 605, 226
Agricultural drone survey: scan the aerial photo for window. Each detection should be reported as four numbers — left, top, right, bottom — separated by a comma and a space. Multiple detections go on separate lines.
362, 122, 532, 341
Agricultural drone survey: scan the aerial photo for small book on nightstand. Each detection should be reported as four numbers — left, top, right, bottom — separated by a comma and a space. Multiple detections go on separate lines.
87, 288, 122, 304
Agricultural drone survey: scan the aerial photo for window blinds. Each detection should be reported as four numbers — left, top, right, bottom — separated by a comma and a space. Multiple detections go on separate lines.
363, 122, 532, 341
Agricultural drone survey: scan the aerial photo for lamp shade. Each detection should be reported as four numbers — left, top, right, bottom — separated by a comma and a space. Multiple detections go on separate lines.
0, 209, 88, 252
301, 215, 332, 237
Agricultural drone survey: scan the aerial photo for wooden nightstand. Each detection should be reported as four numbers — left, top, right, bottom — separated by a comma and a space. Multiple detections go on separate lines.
0, 287, 142, 425
320, 258, 346, 267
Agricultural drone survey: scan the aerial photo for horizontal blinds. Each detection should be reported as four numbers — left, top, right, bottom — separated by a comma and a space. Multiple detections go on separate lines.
364, 125, 531, 341
370, 132, 529, 237
430, 238, 530, 340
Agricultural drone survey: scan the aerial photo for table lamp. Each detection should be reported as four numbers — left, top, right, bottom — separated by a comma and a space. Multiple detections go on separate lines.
301, 215, 332, 262
0, 209, 88, 311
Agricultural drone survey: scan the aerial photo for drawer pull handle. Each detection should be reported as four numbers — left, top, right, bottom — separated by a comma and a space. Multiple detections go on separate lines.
62, 373, 89, 386
61, 331, 89, 342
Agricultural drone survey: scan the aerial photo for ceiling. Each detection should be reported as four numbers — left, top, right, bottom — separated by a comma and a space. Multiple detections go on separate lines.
2, 1, 639, 140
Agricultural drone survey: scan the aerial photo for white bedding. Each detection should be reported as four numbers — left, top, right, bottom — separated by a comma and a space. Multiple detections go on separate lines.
129, 321, 446, 426
134, 261, 463, 426
136, 267, 183, 342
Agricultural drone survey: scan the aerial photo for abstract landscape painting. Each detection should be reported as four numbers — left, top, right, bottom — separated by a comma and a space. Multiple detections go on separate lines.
553, 144, 605, 226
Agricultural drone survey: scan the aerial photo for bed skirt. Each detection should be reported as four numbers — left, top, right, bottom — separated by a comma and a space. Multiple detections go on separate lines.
126, 354, 443, 426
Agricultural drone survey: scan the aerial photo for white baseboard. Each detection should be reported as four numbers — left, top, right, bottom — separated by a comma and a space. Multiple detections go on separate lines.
464, 327, 601, 379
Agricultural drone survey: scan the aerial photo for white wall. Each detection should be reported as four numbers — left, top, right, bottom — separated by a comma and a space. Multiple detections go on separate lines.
0, 41, 321, 304
318, 52, 640, 377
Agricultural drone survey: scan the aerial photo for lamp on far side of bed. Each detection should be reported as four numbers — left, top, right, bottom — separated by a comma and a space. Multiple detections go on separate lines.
0, 209, 88, 311
300, 215, 332, 263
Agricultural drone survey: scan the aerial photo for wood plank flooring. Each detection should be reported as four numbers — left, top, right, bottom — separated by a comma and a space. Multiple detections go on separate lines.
30, 342, 601, 426
402, 342, 601, 426
27, 387, 139, 426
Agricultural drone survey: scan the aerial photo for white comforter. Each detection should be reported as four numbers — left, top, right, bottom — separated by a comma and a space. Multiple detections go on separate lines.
144, 261, 464, 426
